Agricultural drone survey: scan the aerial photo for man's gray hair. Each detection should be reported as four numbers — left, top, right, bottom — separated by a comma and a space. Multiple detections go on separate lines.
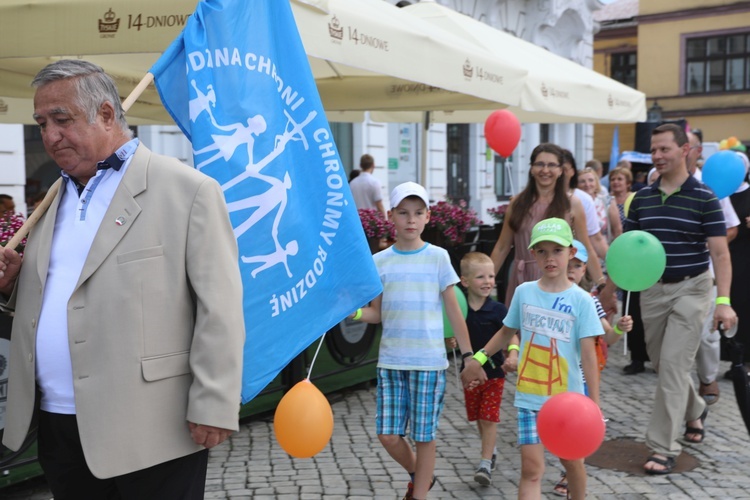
32, 59, 132, 136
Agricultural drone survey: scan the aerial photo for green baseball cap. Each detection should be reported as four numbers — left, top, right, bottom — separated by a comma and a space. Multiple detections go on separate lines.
528, 217, 574, 249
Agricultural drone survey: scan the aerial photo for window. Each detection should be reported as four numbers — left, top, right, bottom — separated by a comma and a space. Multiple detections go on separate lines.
686, 33, 750, 94
494, 154, 514, 199
540, 124, 550, 144
446, 124, 470, 202
329, 122, 353, 175
611, 52, 637, 88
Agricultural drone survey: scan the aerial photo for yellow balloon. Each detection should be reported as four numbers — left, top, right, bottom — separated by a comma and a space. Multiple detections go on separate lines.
273, 379, 334, 458
623, 192, 636, 218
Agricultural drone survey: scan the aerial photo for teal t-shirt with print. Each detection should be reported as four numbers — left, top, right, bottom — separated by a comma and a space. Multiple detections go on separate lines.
503, 280, 603, 411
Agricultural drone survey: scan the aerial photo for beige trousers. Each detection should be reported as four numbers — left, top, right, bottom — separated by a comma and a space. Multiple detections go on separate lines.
640, 271, 712, 457
696, 285, 720, 385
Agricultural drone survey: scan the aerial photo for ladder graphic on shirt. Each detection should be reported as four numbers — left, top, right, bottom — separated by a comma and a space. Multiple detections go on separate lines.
517, 332, 564, 396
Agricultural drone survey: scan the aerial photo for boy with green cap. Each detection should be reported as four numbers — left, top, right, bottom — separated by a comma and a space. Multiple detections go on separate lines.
462, 217, 603, 500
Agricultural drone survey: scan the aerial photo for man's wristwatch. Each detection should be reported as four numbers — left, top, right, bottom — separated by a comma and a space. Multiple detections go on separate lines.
461, 351, 474, 361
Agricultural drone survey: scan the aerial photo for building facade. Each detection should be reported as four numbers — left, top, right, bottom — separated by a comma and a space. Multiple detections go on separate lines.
594, 0, 750, 165
592, 0, 638, 166
375, 0, 607, 223
2, 0, 609, 224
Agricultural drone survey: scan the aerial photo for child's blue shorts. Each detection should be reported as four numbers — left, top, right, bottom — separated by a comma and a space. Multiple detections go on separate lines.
376, 368, 446, 442
517, 407, 542, 446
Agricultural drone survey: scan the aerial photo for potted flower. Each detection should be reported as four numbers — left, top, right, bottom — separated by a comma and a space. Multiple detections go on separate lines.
0, 211, 26, 256
487, 204, 508, 224
424, 199, 480, 246
358, 208, 394, 253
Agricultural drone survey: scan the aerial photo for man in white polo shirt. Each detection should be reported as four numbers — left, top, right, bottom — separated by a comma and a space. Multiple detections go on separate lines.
350, 153, 386, 217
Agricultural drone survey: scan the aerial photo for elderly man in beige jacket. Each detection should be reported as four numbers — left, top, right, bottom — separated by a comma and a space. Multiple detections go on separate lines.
0, 60, 245, 499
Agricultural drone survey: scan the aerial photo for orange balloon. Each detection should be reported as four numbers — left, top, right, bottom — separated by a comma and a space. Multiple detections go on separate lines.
273, 379, 334, 458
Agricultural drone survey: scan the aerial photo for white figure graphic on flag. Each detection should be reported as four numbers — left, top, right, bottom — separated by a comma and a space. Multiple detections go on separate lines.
190, 83, 317, 278
193, 115, 267, 170
189, 80, 215, 122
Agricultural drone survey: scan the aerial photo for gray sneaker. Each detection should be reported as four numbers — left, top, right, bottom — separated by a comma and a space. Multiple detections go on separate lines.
491, 453, 497, 470
474, 467, 492, 486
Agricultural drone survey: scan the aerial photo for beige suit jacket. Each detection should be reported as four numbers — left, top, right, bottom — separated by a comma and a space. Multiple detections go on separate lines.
2, 144, 245, 478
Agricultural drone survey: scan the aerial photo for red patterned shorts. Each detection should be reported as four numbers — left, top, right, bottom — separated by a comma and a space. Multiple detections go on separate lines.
464, 377, 505, 423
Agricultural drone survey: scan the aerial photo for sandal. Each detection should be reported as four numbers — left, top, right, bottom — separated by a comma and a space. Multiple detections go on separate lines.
552, 472, 568, 497
699, 380, 720, 405
683, 407, 708, 444
644, 454, 675, 475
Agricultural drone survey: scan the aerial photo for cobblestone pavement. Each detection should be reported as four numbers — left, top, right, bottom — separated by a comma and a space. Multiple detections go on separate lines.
5, 347, 750, 499
206, 346, 750, 499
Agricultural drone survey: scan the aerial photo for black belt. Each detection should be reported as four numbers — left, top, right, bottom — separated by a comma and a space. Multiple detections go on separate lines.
658, 270, 707, 284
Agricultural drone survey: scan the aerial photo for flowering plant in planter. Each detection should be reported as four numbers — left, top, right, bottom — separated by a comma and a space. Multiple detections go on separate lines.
0, 212, 26, 256
487, 204, 508, 223
358, 208, 394, 240
426, 199, 480, 245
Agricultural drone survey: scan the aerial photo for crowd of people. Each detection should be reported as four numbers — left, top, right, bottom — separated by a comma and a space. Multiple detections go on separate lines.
2, 57, 748, 500
351, 124, 747, 499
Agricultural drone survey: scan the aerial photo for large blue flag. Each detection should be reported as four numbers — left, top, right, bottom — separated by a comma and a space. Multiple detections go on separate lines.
150, 0, 382, 403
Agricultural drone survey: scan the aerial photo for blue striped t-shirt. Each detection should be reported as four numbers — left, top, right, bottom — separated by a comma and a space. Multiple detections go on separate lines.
373, 243, 458, 370
624, 175, 725, 277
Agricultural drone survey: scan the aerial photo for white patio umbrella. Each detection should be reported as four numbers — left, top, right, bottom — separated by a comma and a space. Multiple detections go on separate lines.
381, 0, 647, 124
0, 0, 528, 124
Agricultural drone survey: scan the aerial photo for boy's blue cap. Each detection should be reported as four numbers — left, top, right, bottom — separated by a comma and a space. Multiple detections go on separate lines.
572, 240, 588, 263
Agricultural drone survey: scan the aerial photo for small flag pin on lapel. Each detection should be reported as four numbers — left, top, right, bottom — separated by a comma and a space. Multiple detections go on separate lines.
115, 216, 126, 226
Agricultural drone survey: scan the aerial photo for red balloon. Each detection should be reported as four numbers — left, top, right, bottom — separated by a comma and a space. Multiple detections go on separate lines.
537, 392, 605, 460
484, 110, 521, 157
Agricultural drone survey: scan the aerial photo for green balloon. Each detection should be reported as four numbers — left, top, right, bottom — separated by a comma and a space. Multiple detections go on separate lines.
443, 286, 468, 338
605, 230, 666, 291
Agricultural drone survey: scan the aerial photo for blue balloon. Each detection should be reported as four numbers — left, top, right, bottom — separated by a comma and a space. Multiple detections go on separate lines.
702, 151, 745, 199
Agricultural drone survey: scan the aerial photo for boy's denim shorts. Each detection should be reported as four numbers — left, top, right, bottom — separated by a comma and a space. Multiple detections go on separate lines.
376, 368, 445, 442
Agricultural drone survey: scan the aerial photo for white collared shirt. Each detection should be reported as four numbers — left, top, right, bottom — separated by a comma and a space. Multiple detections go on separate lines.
36, 139, 138, 414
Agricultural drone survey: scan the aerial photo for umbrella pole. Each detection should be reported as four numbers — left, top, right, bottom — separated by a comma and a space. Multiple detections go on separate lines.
5, 73, 155, 249
505, 160, 516, 196
420, 111, 430, 189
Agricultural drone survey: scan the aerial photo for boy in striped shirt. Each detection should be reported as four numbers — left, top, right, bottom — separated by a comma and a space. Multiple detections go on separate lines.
352, 182, 475, 500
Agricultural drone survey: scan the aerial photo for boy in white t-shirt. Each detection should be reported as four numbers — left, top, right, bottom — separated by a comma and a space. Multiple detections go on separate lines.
352, 182, 474, 500
462, 218, 603, 500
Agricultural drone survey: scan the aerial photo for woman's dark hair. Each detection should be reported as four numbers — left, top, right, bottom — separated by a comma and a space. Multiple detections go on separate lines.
507, 143, 570, 232
562, 148, 578, 189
